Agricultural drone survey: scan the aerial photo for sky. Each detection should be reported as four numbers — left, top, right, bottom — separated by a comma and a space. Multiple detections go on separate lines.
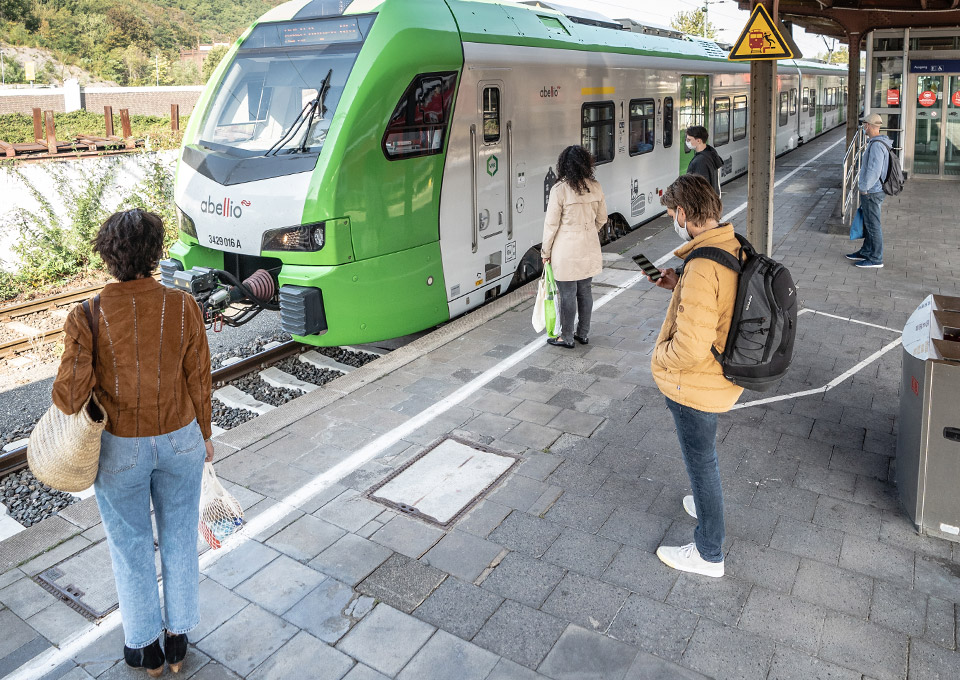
537, 0, 839, 61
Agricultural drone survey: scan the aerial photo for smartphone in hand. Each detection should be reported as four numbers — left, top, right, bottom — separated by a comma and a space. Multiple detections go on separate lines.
632, 253, 661, 281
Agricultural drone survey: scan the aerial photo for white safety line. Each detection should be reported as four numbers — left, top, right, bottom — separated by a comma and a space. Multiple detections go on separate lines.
6, 132, 850, 680
798, 308, 901, 334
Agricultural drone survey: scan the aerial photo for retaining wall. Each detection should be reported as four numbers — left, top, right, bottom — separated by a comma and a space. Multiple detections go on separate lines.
0, 83, 205, 116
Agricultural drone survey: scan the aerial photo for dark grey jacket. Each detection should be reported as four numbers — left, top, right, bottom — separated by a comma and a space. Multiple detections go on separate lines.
687, 145, 724, 195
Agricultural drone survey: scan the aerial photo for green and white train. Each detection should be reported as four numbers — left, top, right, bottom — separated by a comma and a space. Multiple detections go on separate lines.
164, 0, 852, 346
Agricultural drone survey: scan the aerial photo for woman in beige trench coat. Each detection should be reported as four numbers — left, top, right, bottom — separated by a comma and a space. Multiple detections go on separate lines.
541, 145, 608, 348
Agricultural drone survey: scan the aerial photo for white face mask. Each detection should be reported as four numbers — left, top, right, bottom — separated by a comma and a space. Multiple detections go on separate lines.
685, 140, 694, 151
673, 211, 692, 242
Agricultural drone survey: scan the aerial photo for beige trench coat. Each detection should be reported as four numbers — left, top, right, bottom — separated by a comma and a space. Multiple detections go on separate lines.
541, 179, 608, 281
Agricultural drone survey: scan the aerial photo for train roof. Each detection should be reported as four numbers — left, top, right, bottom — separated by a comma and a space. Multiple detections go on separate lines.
259, 0, 860, 74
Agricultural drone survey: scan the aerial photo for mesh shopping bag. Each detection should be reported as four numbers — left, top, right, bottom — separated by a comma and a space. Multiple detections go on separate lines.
198, 463, 245, 549
543, 263, 562, 338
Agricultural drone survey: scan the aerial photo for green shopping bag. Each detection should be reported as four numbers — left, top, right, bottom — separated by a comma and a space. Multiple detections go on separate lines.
543, 263, 561, 338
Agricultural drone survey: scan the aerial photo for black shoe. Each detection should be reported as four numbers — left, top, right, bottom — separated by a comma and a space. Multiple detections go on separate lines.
574, 334, 589, 345
164, 631, 188, 674
124, 638, 165, 677
547, 337, 574, 348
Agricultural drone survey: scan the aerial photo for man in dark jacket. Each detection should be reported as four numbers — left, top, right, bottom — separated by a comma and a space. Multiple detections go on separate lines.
685, 126, 723, 196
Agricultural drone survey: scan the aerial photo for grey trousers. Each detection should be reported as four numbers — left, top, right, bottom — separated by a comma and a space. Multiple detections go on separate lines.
556, 278, 593, 343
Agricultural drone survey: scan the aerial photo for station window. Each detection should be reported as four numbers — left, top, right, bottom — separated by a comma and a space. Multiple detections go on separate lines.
733, 95, 747, 141
382, 72, 458, 160
663, 97, 674, 148
713, 97, 730, 147
802, 87, 809, 112
809, 89, 816, 118
581, 101, 615, 164
482, 86, 500, 143
778, 92, 789, 127
629, 99, 655, 156
789, 88, 797, 116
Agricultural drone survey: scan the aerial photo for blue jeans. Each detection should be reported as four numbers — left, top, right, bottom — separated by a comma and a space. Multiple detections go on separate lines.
665, 397, 724, 562
556, 278, 593, 343
859, 192, 884, 264
94, 420, 205, 648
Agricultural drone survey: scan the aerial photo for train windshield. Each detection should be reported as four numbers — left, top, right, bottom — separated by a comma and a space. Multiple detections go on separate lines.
198, 17, 371, 157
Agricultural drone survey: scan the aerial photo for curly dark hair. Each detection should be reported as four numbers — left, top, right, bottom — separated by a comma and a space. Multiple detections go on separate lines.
92, 209, 165, 281
556, 145, 595, 195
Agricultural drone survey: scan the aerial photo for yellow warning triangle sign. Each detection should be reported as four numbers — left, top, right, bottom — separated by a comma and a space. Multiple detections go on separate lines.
728, 5, 795, 61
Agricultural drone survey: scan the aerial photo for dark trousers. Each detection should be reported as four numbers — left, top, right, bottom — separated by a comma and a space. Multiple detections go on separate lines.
665, 397, 725, 562
859, 191, 885, 264
556, 278, 593, 343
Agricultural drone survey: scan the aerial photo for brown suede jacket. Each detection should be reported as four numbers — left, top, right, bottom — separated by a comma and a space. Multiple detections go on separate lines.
52, 277, 213, 440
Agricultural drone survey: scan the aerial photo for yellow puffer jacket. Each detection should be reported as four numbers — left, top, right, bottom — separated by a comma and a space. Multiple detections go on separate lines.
651, 223, 744, 413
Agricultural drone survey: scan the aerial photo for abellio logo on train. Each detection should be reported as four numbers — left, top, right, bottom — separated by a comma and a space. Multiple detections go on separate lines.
200, 196, 251, 218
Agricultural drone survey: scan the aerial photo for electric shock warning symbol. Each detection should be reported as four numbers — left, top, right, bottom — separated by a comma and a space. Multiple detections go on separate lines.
728, 5, 798, 61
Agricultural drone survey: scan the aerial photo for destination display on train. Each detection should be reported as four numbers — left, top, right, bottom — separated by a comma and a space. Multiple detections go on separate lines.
280, 19, 361, 45
242, 17, 364, 49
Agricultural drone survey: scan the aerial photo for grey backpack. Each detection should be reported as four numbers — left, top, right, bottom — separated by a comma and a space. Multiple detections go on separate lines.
869, 138, 905, 196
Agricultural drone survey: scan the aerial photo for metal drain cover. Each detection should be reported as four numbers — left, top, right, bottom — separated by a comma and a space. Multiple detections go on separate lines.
368, 437, 517, 527
36, 540, 160, 620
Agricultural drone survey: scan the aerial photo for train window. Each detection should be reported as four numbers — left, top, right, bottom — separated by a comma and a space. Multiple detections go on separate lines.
713, 97, 730, 147
629, 99, 655, 156
382, 72, 458, 160
581, 101, 615, 164
808, 89, 816, 118
482, 86, 500, 143
789, 88, 797, 116
733, 95, 747, 141
802, 87, 808, 112
778, 92, 788, 127
663, 97, 674, 148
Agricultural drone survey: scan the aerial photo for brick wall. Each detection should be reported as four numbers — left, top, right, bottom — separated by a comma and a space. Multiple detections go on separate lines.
0, 91, 66, 115
0, 86, 204, 117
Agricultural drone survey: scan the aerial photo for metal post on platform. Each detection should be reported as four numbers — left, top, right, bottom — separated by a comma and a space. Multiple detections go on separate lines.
104, 106, 114, 138
32, 108, 42, 142
120, 108, 132, 139
746, 0, 778, 257
171, 104, 180, 132
43, 110, 56, 155
846, 31, 861, 149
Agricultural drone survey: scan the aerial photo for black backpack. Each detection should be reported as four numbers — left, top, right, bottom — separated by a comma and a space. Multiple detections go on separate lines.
685, 234, 797, 392
868, 138, 905, 196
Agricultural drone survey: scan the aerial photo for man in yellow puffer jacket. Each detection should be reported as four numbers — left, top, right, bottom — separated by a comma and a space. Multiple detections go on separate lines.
648, 174, 743, 578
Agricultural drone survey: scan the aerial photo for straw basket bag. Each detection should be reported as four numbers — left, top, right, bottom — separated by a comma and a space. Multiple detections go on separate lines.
28, 296, 106, 493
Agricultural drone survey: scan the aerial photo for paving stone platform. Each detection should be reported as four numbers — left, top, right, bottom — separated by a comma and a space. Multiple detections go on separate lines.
2, 128, 960, 680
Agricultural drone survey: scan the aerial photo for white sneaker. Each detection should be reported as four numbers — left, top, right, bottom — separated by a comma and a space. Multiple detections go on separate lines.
682, 495, 697, 519
656, 543, 724, 577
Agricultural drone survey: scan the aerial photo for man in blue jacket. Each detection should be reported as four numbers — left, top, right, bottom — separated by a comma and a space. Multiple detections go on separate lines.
847, 113, 892, 269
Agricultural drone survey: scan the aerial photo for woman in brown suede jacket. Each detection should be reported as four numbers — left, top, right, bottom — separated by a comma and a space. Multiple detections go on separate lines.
52, 209, 212, 676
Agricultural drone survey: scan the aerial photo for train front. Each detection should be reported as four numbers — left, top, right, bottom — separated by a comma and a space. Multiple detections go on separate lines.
164, 0, 462, 346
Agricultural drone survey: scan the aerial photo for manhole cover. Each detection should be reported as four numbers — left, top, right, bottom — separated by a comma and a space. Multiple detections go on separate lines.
36, 540, 160, 620
367, 437, 518, 527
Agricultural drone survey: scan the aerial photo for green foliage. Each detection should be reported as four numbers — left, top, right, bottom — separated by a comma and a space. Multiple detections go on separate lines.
4, 161, 116, 287
0, 111, 189, 150
201, 43, 229, 82
120, 154, 178, 246
0, 51, 26, 83
815, 46, 849, 65
670, 9, 718, 40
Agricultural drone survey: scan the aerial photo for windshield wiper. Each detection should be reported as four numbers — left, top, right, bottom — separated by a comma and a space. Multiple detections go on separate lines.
264, 68, 333, 157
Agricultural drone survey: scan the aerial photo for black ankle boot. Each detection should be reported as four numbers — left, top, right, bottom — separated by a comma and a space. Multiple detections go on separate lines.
124, 638, 165, 677
164, 631, 188, 673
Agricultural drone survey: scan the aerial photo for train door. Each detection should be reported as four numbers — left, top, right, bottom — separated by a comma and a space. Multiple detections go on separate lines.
815, 77, 824, 135
471, 81, 510, 291
908, 73, 960, 179
678, 75, 709, 174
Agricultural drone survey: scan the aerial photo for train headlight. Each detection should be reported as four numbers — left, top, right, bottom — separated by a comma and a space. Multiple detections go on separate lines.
177, 206, 197, 239
262, 222, 326, 252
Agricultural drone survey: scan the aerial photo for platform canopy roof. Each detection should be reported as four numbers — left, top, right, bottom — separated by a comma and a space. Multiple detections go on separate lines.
735, 0, 960, 41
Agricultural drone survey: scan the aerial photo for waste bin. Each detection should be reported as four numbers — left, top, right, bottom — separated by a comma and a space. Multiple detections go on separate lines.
896, 294, 960, 543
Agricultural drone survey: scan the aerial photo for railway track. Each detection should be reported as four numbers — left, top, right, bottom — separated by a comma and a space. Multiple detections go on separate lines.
0, 340, 381, 481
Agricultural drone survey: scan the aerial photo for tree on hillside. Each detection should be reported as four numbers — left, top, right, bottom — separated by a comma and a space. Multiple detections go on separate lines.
0, 0, 38, 30
202, 44, 230, 82
670, 9, 718, 39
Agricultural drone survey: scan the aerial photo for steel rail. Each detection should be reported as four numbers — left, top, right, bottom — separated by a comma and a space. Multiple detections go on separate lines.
0, 340, 305, 479
0, 281, 111, 321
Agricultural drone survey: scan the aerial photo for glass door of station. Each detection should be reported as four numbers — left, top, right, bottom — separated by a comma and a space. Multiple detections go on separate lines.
912, 74, 960, 178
